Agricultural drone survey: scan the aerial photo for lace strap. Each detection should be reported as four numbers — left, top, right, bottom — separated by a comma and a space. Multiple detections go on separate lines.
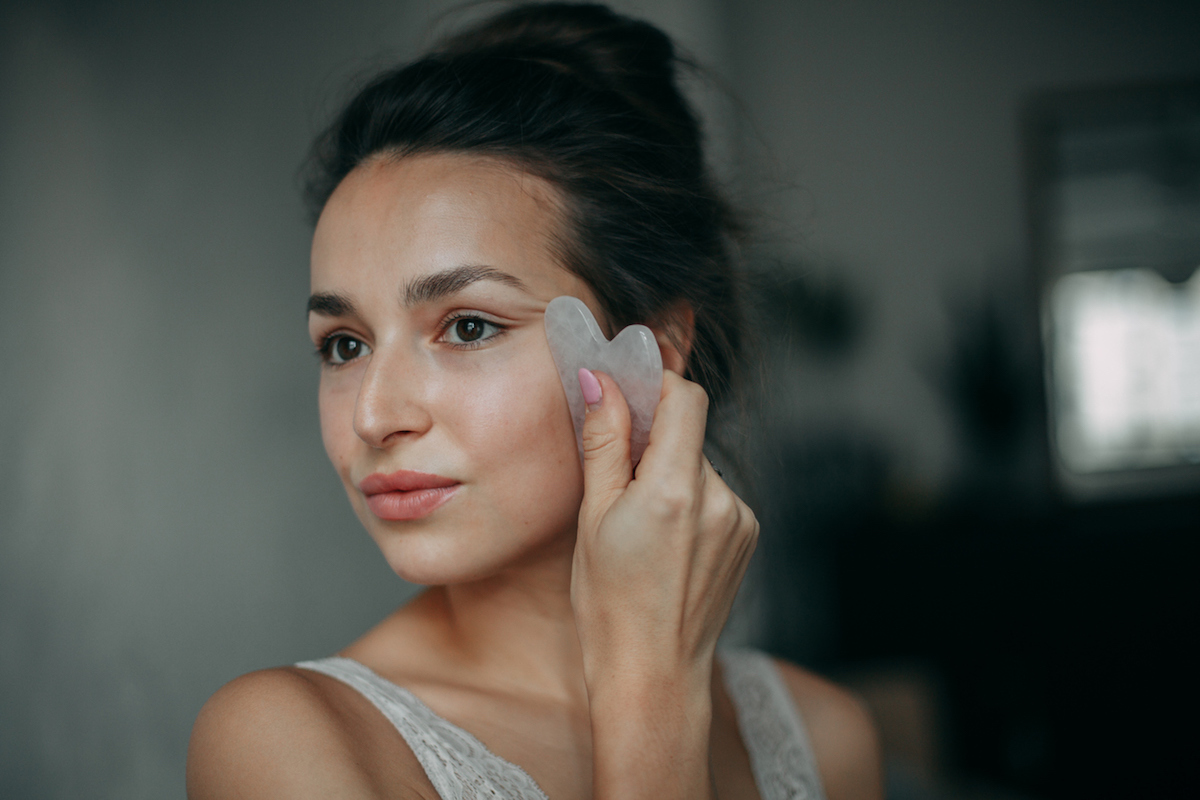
296, 657, 548, 800
718, 649, 827, 800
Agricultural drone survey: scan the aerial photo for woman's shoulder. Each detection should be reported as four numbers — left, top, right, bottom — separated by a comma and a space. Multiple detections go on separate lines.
186, 665, 432, 800
768, 656, 885, 800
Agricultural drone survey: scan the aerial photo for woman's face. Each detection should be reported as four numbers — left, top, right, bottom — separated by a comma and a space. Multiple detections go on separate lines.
309, 152, 599, 585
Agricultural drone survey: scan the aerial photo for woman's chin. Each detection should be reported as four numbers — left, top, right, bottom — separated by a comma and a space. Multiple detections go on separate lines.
371, 529, 566, 587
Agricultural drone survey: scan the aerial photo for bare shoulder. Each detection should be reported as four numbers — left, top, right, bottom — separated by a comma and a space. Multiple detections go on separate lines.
186, 667, 433, 800
771, 658, 885, 800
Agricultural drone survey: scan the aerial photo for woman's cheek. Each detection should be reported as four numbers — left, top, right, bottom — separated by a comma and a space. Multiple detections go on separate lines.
449, 352, 578, 473
318, 373, 360, 476
446, 367, 538, 451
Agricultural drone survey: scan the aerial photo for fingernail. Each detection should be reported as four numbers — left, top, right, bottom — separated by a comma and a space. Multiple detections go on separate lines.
578, 368, 602, 407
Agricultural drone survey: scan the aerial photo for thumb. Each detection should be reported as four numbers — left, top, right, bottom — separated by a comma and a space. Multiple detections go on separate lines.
578, 369, 633, 523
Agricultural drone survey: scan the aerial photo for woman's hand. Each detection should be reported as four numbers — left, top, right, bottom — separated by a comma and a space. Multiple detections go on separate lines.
571, 368, 758, 799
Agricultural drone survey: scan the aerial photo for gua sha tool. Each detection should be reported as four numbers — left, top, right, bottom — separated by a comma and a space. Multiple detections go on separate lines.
544, 295, 663, 465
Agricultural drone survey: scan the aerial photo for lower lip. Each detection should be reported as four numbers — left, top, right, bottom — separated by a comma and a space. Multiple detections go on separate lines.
365, 485, 460, 521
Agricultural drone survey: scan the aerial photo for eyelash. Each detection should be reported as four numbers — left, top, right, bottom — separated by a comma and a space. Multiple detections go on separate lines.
438, 311, 507, 350
314, 312, 507, 366
315, 334, 366, 366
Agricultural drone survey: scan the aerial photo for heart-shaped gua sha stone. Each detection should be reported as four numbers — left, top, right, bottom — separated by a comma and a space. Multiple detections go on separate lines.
544, 296, 663, 465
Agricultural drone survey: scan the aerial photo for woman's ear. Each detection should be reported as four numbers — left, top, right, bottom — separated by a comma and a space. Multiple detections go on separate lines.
650, 300, 695, 375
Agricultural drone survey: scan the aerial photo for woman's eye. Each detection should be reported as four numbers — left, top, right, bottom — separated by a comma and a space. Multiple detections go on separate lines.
442, 316, 502, 346
322, 335, 371, 364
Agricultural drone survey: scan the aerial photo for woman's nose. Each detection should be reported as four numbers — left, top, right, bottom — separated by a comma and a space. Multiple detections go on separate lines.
353, 345, 434, 448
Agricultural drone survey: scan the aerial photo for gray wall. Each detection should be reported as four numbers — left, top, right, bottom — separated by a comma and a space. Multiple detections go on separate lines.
1, 1, 1196, 798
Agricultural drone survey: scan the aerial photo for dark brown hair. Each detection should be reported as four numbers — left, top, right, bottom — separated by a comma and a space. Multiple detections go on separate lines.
305, 2, 746, 410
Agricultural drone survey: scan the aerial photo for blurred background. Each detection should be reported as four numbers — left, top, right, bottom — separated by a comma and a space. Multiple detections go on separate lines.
1, 1, 1196, 798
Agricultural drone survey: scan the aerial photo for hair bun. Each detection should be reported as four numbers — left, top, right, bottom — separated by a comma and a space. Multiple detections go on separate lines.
439, 3, 673, 84
437, 3, 696, 150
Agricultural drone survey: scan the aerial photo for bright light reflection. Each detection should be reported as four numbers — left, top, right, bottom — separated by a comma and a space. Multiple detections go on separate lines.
1050, 267, 1200, 472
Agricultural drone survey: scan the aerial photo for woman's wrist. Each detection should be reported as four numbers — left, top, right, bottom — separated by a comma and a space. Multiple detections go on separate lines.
582, 644, 713, 695
586, 658, 716, 800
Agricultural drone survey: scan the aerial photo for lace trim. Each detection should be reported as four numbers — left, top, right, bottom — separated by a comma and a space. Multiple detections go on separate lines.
298, 651, 824, 800
718, 649, 827, 800
296, 658, 548, 800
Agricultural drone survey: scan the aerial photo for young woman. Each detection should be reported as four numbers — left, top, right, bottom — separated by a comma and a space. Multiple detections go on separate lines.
187, 4, 883, 798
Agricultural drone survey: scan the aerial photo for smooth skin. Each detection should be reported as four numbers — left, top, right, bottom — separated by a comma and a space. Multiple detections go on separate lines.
187, 152, 883, 800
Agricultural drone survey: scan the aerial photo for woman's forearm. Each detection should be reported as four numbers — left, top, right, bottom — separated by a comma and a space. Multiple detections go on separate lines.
587, 661, 716, 799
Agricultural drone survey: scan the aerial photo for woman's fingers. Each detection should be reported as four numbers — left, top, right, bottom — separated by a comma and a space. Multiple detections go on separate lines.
579, 369, 633, 526
635, 370, 709, 481
571, 364, 760, 702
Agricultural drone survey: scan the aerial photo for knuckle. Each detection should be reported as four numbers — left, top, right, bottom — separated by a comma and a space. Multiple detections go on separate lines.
709, 491, 740, 528
742, 515, 761, 551
581, 426, 620, 457
727, 497, 757, 541
648, 478, 694, 519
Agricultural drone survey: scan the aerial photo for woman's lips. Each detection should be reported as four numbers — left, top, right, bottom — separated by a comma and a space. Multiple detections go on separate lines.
359, 470, 460, 521
365, 486, 459, 520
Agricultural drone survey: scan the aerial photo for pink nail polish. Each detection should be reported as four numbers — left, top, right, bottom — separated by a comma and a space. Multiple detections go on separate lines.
578, 368, 602, 407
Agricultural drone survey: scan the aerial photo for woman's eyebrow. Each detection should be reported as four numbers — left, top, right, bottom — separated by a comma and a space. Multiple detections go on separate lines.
402, 265, 529, 307
307, 266, 529, 317
307, 292, 356, 317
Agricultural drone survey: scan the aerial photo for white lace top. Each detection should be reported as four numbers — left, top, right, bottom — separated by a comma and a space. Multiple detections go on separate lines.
296, 648, 826, 800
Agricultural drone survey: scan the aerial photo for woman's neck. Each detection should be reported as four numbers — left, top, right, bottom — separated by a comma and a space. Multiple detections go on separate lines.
354, 533, 589, 709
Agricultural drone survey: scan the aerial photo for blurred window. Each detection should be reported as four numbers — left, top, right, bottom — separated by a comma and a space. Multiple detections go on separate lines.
1030, 82, 1200, 494
1049, 267, 1200, 471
